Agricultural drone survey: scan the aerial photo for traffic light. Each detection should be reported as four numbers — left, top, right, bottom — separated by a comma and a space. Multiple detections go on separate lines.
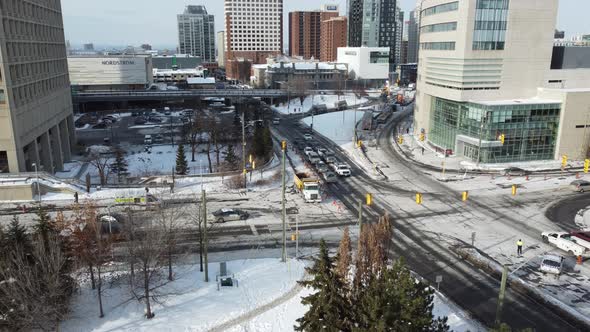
366, 193, 373, 206
462, 191, 469, 202
419, 133, 425, 141
585, 159, 590, 173
398, 136, 404, 144
562, 155, 568, 168
499, 134, 505, 145
281, 140, 287, 151
415, 193, 423, 205
511, 185, 517, 196
357, 140, 363, 148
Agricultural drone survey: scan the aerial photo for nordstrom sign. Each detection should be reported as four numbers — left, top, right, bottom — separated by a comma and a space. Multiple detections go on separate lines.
102, 60, 136, 65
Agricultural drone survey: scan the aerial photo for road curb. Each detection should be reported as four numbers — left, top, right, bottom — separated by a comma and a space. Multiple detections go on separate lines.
451, 244, 590, 330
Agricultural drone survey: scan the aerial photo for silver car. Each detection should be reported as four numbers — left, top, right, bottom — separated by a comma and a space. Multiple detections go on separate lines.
571, 180, 590, 192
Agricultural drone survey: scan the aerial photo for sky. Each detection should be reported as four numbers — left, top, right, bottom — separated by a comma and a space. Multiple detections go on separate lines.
61, 0, 588, 50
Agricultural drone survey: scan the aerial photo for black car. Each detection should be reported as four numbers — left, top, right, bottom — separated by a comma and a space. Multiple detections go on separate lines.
92, 122, 107, 129
504, 167, 530, 176
211, 208, 249, 223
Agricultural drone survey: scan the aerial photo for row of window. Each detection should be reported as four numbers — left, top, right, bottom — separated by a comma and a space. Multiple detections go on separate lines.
473, 41, 505, 50
421, 22, 457, 34
9, 59, 67, 84
422, 2, 459, 17
0, 0, 63, 26
425, 81, 499, 91
476, 0, 509, 9
4, 41, 66, 62
11, 74, 69, 108
421, 42, 456, 50
2, 18, 65, 43
474, 20, 507, 30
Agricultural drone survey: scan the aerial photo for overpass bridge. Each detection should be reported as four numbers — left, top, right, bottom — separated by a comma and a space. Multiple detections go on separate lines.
72, 89, 289, 103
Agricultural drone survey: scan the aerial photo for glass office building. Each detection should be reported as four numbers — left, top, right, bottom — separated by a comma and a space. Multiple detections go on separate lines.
429, 98, 561, 163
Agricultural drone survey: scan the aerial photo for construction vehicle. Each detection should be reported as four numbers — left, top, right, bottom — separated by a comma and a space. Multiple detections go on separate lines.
294, 172, 322, 203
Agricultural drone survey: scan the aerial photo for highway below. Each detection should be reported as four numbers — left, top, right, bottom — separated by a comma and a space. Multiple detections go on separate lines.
275, 106, 583, 331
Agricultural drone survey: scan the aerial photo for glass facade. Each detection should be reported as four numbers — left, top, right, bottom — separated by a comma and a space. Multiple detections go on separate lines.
473, 0, 509, 50
422, 2, 459, 16
421, 22, 457, 34
421, 42, 456, 50
429, 98, 561, 163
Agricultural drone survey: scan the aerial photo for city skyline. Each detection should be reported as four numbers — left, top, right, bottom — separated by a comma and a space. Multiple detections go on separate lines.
61, 0, 589, 50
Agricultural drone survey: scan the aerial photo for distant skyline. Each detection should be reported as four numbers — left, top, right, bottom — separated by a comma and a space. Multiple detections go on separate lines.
61, 0, 588, 50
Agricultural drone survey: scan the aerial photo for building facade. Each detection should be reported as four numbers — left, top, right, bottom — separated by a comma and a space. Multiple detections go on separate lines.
346, 0, 403, 70
288, 6, 339, 60
68, 55, 153, 91
320, 16, 348, 62
217, 31, 226, 68
337, 47, 389, 87
177, 5, 215, 62
0, 0, 75, 174
415, 0, 590, 163
253, 62, 348, 89
224, 0, 283, 79
407, 10, 419, 63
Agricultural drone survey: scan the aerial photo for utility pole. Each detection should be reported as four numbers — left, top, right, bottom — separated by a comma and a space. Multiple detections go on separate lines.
358, 199, 363, 250
202, 189, 209, 282
495, 265, 508, 326
241, 108, 247, 188
281, 141, 287, 263
476, 113, 488, 166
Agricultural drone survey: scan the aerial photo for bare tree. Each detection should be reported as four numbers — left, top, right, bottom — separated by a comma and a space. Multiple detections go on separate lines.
190, 201, 218, 272
292, 76, 308, 108
0, 234, 73, 331
154, 200, 187, 281
202, 115, 215, 173
88, 148, 112, 186
185, 102, 205, 162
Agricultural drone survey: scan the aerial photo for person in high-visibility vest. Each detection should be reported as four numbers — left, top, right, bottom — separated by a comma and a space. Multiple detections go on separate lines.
517, 239, 524, 256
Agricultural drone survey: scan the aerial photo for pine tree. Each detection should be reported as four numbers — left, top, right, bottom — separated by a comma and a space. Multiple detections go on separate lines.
335, 227, 352, 281
295, 239, 353, 332
263, 126, 273, 160
223, 144, 239, 170
175, 144, 188, 175
6, 215, 31, 252
252, 125, 266, 159
110, 148, 128, 182
33, 205, 55, 251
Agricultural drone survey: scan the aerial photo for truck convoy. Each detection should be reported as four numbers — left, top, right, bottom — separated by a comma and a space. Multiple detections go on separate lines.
294, 172, 322, 203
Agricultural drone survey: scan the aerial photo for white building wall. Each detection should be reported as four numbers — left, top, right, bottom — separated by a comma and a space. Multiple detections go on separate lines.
224, 0, 282, 52
337, 47, 389, 80
67, 56, 153, 86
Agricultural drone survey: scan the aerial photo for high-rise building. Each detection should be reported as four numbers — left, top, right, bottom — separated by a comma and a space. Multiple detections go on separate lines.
141, 44, 152, 51
217, 31, 226, 68
407, 10, 419, 63
83, 43, 94, 51
320, 16, 348, 62
177, 5, 215, 62
346, 0, 403, 71
415, 0, 590, 163
0, 0, 75, 173
225, 0, 283, 79
288, 6, 339, 59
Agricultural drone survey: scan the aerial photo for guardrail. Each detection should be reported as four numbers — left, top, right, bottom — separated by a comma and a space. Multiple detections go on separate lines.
72, 89, 290, 102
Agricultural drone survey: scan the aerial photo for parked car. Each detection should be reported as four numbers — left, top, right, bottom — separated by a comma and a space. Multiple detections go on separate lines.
154, 134, 164, 143
307, 152, 321, 165
92, 122, 107, 129
304, 133, 313, 141
316, 148, 328, 156
131, 111, 140, 117
539, 254, 564, 275
272, 118, 280, 125
144, 135, 153, 145
316, 161, 329, 173
304, 147, 314, 156
134, 117, 148, 125
570, 180, 590, 193
164, 110, 172, 116
504, 167, 529, 176
324, 156, 337, 164
212, 208, 249, 223
334, 164, 351, 177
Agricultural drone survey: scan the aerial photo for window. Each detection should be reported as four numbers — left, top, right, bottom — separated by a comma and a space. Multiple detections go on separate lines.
422, 2, 459, 16
421, 22, 457, 34
473, 0, 509, 50
0, 151, 8, 173
369, 51, 389, 63
421, 42, 456, 50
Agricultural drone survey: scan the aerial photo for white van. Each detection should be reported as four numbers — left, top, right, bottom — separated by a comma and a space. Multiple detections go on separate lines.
144, 135, 153, 145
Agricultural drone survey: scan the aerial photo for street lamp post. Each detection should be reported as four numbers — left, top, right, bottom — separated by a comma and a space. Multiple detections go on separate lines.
32, 163, 40, 202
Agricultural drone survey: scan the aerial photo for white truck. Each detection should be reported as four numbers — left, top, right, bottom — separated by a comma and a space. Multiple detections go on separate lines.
542, 231, 589, 256
333, 163, 351, 177
294, 172, 322, 203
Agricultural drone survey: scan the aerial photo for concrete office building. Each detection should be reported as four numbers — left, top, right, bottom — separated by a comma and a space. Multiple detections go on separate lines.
177, 5, 215, 62
347, 0, 403, 70
337, 47, 389, 87
68, 55, 153, 91
224, 0, 283, 80
288, 6, 339, 60
320, 16, 348, 62
152, 54, 202, 70
415, 0, 590, 163
217, 31, 226, 68
0, 0, 75, 174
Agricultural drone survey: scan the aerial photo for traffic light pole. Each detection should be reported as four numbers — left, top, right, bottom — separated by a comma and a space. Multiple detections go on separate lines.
358, 199, 363, 250
281, 143, 287, 263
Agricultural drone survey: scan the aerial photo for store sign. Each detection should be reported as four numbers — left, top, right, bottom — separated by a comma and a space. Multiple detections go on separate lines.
102, 60, 136, 65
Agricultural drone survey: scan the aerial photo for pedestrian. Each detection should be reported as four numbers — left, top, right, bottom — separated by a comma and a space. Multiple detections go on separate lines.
74, 192, 79, 204
422, 147, 425, 155
517, 239, 523, 256
406, 128, 409, 134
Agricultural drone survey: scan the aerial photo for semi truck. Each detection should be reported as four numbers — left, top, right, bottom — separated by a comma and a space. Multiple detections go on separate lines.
294, 172, 322, 203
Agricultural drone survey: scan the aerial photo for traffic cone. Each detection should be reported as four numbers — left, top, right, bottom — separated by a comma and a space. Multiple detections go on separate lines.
577, 255, 583, 265
576, 172, 581, 179
526, 175, 529, 181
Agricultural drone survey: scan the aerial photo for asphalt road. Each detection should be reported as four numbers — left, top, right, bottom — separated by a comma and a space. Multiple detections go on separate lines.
275, 107, 582, 331
545, 193, 590, 229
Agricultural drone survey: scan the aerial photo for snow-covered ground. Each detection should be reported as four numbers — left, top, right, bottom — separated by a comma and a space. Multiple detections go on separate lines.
302, 110, 365, 147
61, 258, 306, 332
274, 94, 369, 115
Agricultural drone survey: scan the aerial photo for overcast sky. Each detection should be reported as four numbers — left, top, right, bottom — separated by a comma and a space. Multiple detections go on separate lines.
61, 0, 587, 49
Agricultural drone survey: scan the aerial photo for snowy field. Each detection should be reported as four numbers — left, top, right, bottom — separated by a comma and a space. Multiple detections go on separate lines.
302, 110, 367, 147
274, 94, 369, 115
61, 258, 306, 332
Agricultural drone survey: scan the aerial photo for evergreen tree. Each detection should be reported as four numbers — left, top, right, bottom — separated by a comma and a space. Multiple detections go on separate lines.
263, 126, 273, 160
490, 323, 533, 332
0, 224, 6, 251
110, 148, 128, 182
223, 144, 239, 170
295, 239, 353, 332
5, 215, 31, 252
252, 124, 266, 159
33, 205, 55, 251
175, 144, 188, 175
